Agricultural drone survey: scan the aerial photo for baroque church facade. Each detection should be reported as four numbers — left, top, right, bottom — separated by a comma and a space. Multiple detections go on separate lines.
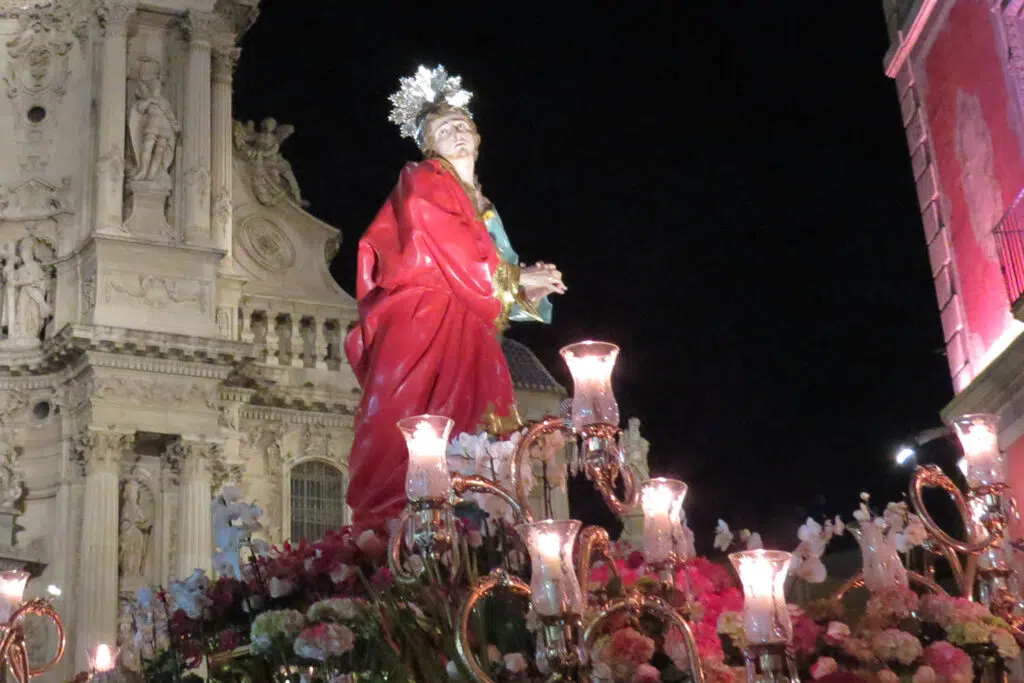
0, 0, 584, 679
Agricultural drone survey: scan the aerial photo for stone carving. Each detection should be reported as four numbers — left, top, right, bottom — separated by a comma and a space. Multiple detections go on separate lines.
233, 118, 307, 207
104, 272, 210, 314
182, 10, 215, 44
117, 600, 141, 672
622, 417, 650, 482
299, 424, 347, 466
212, 190, 231, 240
127, 66, 180, 182
3, 8, 74, 99
0, 391, 27, 437
81, 272, 96, 316
96, 0, 135, 33
0, 177, 71, 220
73, 430, 133, 476
54, 373, 92, 411
0, 443, 25, 512
184, 166, 211, 213
218, 402, 240, 432
119, 469, 152, 584
94, 376, 217, 410
238, 216, 296, 272
0, 236, 53, 347
212, 46, 241, 84
216, 306, 233, 338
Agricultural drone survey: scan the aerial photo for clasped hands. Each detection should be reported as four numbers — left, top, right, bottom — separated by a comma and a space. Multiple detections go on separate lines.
519, 261, 567, 303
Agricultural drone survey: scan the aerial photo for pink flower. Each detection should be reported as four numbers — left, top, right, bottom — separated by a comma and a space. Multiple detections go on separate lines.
810, 657, 838, 680
866, 587, 919, 625
914, 666, 937, 683
607, 628, 656, 668
825, 621, 851, 645
293, 623, 355, 661
922, 642, 973, 683
792, 612, 823, 656
632, 663, 661, 682
877, 670, 900, 683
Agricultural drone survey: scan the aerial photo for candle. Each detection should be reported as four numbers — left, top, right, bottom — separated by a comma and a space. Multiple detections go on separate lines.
952, 414, 1004, 486
560, 341, 620, 428
640, 478, 688, 565
729, 550, 793, 645
89, 643, 118, 673
518, 520, 584, 617
398, 415, 454, 500
0, 569, 28, 623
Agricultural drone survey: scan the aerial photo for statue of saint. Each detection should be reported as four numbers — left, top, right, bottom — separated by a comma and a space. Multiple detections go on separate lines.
232, 117, 306, 206
1, 237, 51, 345
128, 77, 180, 182
119, 473, 151, 581
0, 442, 24, 511
345, 66, 566, 526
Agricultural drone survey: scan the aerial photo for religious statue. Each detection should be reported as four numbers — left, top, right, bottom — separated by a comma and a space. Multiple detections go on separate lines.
127, 76, 180, 182
344, 65, 567, 526
0, 237, 52, 346
622, 417, 651, 482
119, 471, 152, 582
232, 117, 306, 207
0, 442, 25, 512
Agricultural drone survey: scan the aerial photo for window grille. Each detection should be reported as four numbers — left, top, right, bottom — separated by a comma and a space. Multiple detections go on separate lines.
289, 460, 345, 542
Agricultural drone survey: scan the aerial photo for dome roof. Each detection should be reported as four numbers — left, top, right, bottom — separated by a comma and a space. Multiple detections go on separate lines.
501, 337, 566, 395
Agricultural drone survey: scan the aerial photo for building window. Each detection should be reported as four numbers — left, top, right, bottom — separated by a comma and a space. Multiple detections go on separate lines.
290, 461, 345, 542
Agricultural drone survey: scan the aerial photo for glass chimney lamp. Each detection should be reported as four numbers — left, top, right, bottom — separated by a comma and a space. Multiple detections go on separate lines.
639, 478, 688, 567
951, 414, 1004, 487
399, 415, 454, 501
516, 519, 585, 618
729, 550, 793, 646
0, 569, 28, 624
560, 341, 620, 431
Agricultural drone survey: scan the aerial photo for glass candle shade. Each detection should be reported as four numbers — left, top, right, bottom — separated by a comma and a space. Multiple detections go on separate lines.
640, 478, 688, 565
560, 341, 620, 429
399, 415, 454, 500
516, 519, 585, 617
0, 569, 28, 623
729, 550, 793, 645
89, 643, 118, 673
951, 414, 1005, 487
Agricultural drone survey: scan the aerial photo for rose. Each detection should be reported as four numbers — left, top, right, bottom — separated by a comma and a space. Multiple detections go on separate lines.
914, 666, 937, 683
810, 657, 838, 679
825, 621, 850, 645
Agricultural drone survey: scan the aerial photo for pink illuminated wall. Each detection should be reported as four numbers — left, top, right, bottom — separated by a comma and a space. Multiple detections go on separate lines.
920, 0, 1024, 375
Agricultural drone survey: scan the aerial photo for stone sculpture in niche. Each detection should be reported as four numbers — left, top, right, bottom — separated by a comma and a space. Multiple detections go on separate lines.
0, 236, 52, 347
233, 118, 307, 207
119, 470, 152, 587
128, 75, 179, 182
0, 442, 25, 512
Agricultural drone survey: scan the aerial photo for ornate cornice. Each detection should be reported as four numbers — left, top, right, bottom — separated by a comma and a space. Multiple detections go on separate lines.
237, 404, 353, 428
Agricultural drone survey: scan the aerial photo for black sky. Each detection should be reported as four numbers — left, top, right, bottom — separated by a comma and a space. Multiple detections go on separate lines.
234, 3, 955, 550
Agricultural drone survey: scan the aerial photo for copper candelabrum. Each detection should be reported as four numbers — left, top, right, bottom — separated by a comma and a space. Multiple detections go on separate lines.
386, 341, 708, 683
0, 597, 65, 683
903, 414, 1024, 632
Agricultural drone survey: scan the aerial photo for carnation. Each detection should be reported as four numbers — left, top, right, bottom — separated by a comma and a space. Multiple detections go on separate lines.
293, 623, 355, 661
921, 641, 973, 683
990, 627, 1020, 660
250, 609, 307, 654
871, 628, 922, 666
307, 598, 360, 623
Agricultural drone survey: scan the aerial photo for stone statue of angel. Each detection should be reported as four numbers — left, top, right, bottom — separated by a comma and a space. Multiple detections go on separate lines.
128, 77, 180, 182
232, 117, 306, 206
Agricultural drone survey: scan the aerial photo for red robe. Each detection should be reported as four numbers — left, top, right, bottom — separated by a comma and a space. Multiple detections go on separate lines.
344, 159, 518, 527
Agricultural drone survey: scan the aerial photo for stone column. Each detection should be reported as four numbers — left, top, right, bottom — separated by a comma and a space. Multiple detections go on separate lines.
171, 439, 219, 578
93, 1, 136, 235
74, 430, 132, 673
211, 45, 240, 262
181, 11, 214, 245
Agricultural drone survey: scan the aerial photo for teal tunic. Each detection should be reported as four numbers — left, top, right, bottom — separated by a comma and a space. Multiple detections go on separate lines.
484, 210, 553, 324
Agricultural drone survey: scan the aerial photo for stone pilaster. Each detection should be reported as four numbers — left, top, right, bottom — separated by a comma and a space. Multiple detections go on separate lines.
169, 439, 219, 578
211, 45, 240, 263
93, 1, 136, 235
181, 11, 214, 245
73, 430, 133, 674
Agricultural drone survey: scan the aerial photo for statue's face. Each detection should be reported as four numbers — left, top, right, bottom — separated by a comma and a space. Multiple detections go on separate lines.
427, 112, 477, 161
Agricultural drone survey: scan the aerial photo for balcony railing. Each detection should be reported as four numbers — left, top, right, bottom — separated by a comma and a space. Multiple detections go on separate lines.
993, 188, 1024, 307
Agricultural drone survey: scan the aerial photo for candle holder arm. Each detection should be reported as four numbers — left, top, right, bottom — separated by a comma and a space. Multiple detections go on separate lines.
831, 569, 948, 601
452, 473, 533, 524
510, 417, 570, 521
577, 525, 620, 594
387, 507, 423, 586
455, 568, 532, 683
579, 423, 638, 516
583, 592, 705, 683
0, 598, 66, 682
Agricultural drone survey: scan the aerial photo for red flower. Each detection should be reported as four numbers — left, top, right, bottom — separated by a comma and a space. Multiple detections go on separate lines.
626, 551, 646, 570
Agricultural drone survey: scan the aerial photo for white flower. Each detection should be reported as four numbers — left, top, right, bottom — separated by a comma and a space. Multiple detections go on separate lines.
795, 555, 827, 583
852, 505, 871, 523
713, 519, 734, 552
744, 531, 763, 550
504, 652, 528, 673
167, 569, 210, 619
903, 515, 927, 547
269, 576, 294, 598
446, 659, 463, 680
860, 492, 871, 502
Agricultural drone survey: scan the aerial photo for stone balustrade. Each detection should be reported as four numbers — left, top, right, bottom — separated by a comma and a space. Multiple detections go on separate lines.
238, 299, 350, 370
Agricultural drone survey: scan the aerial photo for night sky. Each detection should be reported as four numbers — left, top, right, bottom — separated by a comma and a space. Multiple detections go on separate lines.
233, 3, 957, 551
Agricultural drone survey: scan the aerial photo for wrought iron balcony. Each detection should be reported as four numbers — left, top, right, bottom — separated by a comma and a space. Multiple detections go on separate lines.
993, 188, 1024, 313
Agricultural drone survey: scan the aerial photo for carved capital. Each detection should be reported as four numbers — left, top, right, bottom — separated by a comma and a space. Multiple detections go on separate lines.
212, 46, 241, 84
97, 0, 135, 35
181, 10, 215, 46
166, 439, 221, 483
73, 429, 133, 476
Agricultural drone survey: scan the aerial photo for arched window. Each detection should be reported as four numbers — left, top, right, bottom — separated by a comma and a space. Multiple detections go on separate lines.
289, 460, 345, 542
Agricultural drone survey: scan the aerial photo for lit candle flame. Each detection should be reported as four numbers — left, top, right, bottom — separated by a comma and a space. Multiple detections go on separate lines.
92, 644, 115, 673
